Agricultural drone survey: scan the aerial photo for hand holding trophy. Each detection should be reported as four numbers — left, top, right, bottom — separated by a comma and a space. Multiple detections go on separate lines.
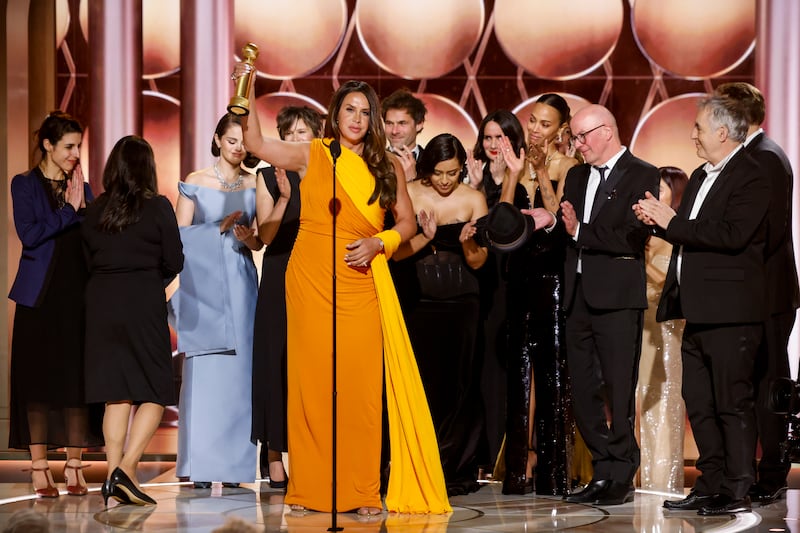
228, 42, 259, 116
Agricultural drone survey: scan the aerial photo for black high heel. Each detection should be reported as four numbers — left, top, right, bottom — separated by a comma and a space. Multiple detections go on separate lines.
103, 476, 132, 506
109, 467, 156, 506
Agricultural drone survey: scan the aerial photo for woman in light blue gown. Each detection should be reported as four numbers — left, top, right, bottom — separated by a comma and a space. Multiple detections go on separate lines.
173, 114, 261, 485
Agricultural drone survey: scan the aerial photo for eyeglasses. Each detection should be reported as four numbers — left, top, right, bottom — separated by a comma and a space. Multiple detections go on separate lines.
573, 124, 606, 144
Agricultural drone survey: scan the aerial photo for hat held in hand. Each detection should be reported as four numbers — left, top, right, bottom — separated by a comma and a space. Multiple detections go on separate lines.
480, 202, 534, 252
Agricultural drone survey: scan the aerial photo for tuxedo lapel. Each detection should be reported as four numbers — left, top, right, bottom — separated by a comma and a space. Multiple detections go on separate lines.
589, 151, 631, 223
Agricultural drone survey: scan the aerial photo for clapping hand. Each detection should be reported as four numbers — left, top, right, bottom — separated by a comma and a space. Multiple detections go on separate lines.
499, 135, 525, 181
634, 191, 674, 229
560, 201, 578, 236
275, 168, 291, 200
418, 209, 437, 240
465, 152, 483, 189
459, 219, 478, 243
220, 210, 243, 233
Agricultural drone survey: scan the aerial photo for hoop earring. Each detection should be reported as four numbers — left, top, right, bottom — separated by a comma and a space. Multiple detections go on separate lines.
556, 132, 563, 144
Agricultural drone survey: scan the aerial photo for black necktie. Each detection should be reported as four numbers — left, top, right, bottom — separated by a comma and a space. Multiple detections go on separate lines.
594, 165, 608, 182
590, 166, 609, 220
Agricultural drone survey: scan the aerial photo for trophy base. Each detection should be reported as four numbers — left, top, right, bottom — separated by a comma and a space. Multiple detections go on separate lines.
227, 96, 250, 116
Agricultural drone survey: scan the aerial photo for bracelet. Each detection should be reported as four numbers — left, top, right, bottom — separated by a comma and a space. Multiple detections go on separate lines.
377, 238, 384, 251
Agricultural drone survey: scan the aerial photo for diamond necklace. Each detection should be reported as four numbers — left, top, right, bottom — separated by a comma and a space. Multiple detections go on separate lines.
214, 163, 244, 191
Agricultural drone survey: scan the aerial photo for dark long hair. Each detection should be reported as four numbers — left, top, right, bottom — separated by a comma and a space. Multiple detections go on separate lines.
325, 80, 397, 208
417, 133, 467, 186
473, 110, 526, 161
97, 135, 158, 233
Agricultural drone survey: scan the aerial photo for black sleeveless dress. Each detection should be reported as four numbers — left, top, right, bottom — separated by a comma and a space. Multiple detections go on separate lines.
397, 222, 488, 496
251, 168, 301, 452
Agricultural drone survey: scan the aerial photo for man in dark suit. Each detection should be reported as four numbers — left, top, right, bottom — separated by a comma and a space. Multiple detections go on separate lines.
715, 83, 799, 505
557, 104, 660, 506
635, 95, 771, 515
381, 88, 427, 181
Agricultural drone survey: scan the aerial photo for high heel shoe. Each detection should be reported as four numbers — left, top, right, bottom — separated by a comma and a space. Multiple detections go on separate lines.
109, 467, 156, 506
268, 460, 288, 489
63, 461, 89, 496
102, 477, 132, 506
27, 465, 59, 498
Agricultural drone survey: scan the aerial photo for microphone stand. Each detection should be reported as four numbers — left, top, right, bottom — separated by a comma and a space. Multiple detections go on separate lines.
327, 140, 343, 532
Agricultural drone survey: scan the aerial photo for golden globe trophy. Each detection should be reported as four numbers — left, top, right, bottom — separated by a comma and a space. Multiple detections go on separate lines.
228, 42, 259, 116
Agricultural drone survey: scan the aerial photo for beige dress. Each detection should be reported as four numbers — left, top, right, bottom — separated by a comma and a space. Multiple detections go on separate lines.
636, 236, 685, 493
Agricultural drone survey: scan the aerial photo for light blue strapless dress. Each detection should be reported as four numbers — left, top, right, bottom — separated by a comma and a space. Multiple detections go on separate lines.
174, 182, 257, 483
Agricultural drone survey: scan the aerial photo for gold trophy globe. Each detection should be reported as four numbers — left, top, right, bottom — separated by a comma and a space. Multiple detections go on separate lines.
228, 43, 259, 116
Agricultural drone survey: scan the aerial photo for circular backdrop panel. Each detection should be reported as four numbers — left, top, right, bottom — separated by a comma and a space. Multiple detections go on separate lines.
356, 0, 484, 79
235, 0, 347, 80
513, 93, 592, 136
629, 93, 706, 178
632, 0, 755, 79
415, 94, 478, 151
142, 0, 181, 77
495, 0, 623, 80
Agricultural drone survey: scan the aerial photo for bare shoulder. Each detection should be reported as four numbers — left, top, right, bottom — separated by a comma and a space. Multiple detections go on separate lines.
184, 168, 213, 185
550, 154, 579, 180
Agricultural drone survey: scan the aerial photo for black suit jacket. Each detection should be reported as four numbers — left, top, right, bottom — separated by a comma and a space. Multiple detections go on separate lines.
747, 132, 800, 314
560, 149, 660, 312
657, 148, 770, 324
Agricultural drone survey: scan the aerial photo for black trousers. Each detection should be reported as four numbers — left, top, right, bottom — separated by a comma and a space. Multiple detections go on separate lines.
566, 278, 643, 484
754, 310, 797, 490
682, 322, 763, 499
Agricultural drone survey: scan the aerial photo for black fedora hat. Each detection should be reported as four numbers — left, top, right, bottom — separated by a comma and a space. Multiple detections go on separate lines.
478, 202, 534, 252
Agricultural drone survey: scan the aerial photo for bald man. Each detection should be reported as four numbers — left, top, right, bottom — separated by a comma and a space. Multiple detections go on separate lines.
558, 105, 660, 506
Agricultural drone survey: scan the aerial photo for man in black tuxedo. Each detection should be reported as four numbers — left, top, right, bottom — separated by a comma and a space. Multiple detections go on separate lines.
381, 88, 427, 181
635, 95, 771, 515
715, 83, 800, 505
557, 105, 660, 506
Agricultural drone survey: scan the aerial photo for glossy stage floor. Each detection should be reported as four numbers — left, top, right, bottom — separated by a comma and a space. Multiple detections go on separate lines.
0, 460, 799, 532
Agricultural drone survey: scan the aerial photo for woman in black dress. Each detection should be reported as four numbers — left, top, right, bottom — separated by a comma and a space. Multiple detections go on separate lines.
491, 95, 579, 496
82, 135, 184, 505
251, 106, 323, 488
8, 111, 103, 498
393, 133, 489, 495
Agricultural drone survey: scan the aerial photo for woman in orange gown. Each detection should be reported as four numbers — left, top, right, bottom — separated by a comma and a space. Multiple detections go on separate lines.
236, 65, 450, 516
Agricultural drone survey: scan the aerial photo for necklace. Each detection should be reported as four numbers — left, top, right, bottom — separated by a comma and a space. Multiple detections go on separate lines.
214, 163, 244, 191
528, 151, 556, 182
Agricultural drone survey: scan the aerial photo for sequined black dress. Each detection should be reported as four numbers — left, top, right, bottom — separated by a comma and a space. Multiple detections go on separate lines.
502, 181, 573, 496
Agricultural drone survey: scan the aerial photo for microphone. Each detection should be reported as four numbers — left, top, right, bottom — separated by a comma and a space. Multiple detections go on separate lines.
329, 140, 342, 215
329, 140, 342, 164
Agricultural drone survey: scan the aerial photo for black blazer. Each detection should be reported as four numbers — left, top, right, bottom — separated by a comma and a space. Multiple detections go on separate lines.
559, 149, 660, 312
657, 148, 770, 324
747, 132, 800, 314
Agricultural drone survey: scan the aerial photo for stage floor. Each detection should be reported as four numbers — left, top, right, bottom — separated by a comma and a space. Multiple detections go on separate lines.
0, 469, 795, 532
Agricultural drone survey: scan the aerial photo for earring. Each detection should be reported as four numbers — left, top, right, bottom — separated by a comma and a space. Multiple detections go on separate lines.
556, 132, 563, 144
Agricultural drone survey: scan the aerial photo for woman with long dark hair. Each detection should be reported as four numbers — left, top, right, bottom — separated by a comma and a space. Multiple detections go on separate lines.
83, 135, 183, 506
235, 60, 449, 515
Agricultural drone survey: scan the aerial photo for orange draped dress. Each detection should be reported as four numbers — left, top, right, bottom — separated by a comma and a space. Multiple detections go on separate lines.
284, 139, 450, 514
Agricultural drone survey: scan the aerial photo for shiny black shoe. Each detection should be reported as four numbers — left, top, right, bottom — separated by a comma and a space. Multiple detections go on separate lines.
221, 482, 240, 488
269, 476, 288, 490
698, 494, 752, 516
193, 481, 212, 489
102, 476, 132, 506
110, 467, 156, 506
748, 484, 788, 506
663, 490, 718, 511
594, 481, 635, 505
564, 479, 611, 503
